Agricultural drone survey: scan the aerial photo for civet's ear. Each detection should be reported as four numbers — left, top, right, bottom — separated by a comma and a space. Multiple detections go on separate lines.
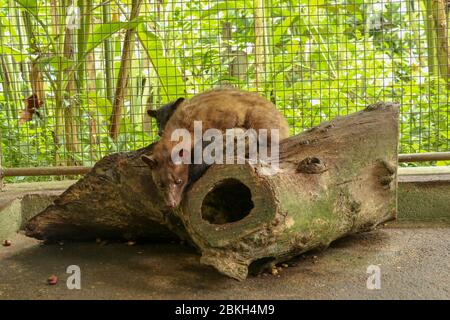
171, 97, 185, 110
147, 109, 158, 118
141, 155, 158, 169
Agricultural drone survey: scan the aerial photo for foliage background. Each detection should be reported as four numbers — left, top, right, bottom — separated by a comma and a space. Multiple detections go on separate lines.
0, 0, 449, 182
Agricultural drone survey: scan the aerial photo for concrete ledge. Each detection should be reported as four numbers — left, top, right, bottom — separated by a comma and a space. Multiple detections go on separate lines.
1, 167, 450, 240
398, 167, 450, 223
0, 181, 75, 240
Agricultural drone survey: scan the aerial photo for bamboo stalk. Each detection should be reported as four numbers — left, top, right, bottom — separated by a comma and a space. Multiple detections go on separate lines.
63, 19, 80, 165
222, 21, 233, 80
407, 0, 422, 65
77, 0, 94, 93
254, 0, 265, 89
54, 88, 64, 166
424, 0, 439, 75
0, 56, 14, 120
141, 50, 152, 134
1, 5, 18, 113
431, 0, 450, 86
263, 0, 275, 100
85, 4, 98, 161
50, 0, 59, 36
30, 61, 44, 103
108, 0, 143, 141
86, 40, 97, 93
77, 0, 87, 92
103, 2, 115, 103
14, 4, 30, 86
53, 1, 66, 166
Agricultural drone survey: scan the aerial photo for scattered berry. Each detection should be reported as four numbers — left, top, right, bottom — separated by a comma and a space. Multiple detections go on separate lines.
2, 240, 11, 247
47, 275, 58, 285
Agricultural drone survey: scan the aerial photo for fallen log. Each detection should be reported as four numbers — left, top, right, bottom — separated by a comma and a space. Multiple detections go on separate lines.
25, 144, 188, 242
25, 102, 399, 280
179, 102, 399, 280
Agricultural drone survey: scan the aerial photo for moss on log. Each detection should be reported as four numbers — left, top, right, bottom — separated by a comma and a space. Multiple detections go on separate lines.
179, 102, 399, 280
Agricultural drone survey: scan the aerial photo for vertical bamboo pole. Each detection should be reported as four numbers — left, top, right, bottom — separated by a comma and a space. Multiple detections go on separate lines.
431, 0, 450, 86
407, 0, 423, 66
63, 25, 80, 165
0, 57, 14, 120
102, 3, 114, 103
77, 0, 90, 93
84, 2, 98, 161
109, 0, 143, 141
142, 57, 152, 134
422, 0, 438, 75
263, 0, 275, 101
13, 3, 29, 87
50, 0, 60, 35
254, 0, 266, 90
60, 0, 81, 165
52, 0, 65, 166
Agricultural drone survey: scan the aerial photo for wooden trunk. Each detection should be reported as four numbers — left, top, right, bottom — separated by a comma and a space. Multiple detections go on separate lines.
26, 103, 399, 280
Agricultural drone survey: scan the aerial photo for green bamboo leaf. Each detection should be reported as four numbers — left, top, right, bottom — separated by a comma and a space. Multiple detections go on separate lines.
201, 0, 253, 19
319, 4, 362, 14
137, 24, 185, 101
0, 45, 25, 62
13, 0, 50, 40
306, 0, 325, 6
86, 17, 145, 55
87, 92, 111, 118
37, 56, 75, 72
14, 0, 38, 14
273, 16, 298, 46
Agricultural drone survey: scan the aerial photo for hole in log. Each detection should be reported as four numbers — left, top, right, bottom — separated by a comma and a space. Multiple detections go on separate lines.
201, 179, 254, 224
248, 257, 276, 275
296, 156, 327, 174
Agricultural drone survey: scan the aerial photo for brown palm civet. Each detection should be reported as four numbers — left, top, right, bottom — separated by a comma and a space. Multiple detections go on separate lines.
141, 88, 290, 208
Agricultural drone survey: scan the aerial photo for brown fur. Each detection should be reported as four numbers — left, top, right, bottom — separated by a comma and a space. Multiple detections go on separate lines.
142, 88, 290, 208
19, 93, 44, 124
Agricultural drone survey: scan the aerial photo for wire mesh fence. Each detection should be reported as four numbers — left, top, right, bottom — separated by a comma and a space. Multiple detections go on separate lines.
0, 0, 449, 182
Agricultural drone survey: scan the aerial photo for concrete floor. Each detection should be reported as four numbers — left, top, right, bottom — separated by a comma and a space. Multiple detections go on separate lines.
0, 226, 449, 300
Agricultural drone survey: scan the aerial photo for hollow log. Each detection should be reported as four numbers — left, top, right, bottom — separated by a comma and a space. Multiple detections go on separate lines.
25, 102, 399, 280
176, 102, 399, 280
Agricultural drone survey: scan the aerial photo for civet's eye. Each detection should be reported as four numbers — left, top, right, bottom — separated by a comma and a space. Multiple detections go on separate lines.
175, 179, 183, 185
159, 183, 165, 189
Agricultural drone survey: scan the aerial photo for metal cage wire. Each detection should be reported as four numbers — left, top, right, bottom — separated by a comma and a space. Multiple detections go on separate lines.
0, 0, 449, 182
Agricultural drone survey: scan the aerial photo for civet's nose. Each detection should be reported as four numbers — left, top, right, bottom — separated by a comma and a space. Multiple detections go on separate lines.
167, 200, 177, 208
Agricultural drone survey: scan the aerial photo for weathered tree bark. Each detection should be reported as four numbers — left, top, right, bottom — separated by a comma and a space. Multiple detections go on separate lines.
26, 103, 399, 280
25, 144, 188, 242
180, 102, 399, 280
